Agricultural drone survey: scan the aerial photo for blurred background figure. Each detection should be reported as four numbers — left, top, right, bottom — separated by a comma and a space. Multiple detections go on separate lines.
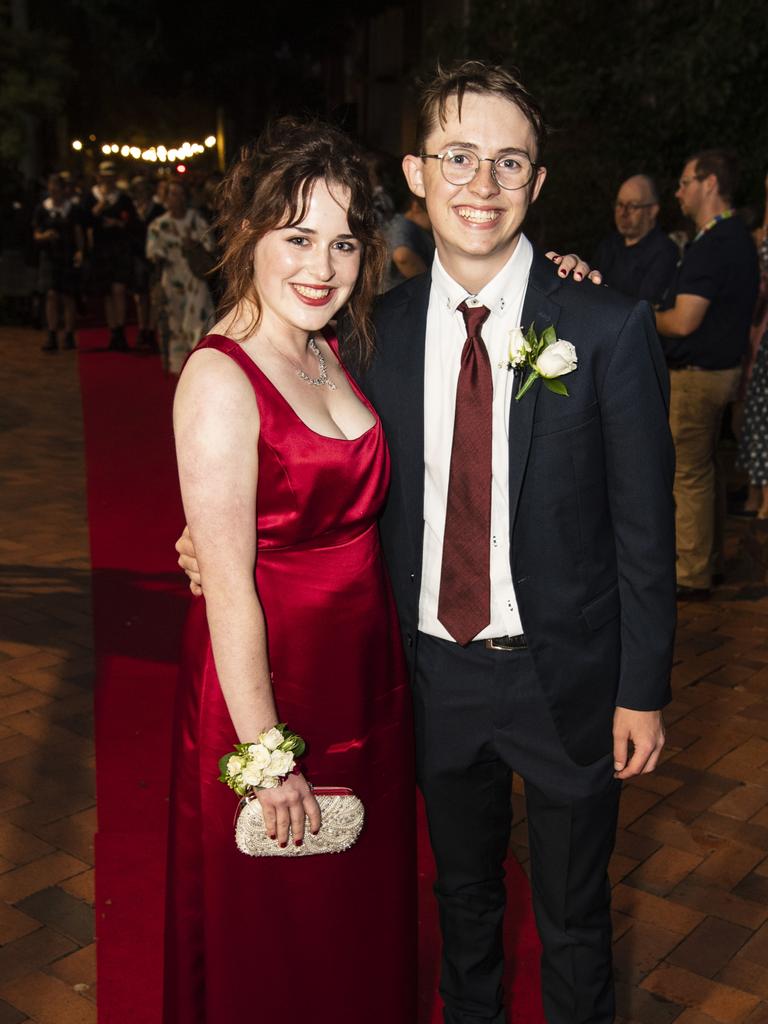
32, 173, 84, 352
129, 176, 164, 353
736, 168, 768, 516
83, 160, 137, 351
594, 174, 678, 304
383, 191, 434, 291
145, 180, 214, 375
656, 150, 760, 599
368, 151, 435, 292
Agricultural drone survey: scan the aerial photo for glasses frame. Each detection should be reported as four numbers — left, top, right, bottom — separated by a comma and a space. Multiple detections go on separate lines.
613, 201, 656, 213
420, 148, 540, 192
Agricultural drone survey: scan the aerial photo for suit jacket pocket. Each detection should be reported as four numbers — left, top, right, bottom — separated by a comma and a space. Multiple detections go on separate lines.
581, 582, 620, 631
532, 400, 599, 438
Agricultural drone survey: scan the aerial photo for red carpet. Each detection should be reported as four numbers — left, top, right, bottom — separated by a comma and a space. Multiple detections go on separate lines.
82, 326, 543, 1023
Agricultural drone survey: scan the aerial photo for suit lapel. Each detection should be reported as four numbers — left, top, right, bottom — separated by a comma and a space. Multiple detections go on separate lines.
508, 251, 562, 533
390, 276, 430, 554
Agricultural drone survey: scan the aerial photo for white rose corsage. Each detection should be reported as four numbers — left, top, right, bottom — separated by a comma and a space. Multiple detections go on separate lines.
219, 724, 306, 796
508, 323, 578, 401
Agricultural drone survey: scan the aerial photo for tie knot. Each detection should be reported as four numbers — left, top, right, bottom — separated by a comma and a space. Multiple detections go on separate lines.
458, 301, 491, 338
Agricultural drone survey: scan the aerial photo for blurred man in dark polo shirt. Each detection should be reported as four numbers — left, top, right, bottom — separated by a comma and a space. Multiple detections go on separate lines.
656, 150, 759, 600
595, 174, 678, 304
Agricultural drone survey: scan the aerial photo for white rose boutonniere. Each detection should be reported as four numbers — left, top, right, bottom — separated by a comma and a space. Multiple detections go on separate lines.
510, 323, 578, 401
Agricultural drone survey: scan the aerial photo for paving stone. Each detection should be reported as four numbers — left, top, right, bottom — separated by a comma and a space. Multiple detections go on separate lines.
613, 920, 682, 984
709, 785, 768, 821
624, 845, 703, 896
733, 871, 768, 904
0, 969, 96, 1024
641, 962, 761, 1022
690, 841, 766, 890
739, 920, 768, 967
0, 853, 88, 904
669, 877, 768, 931
667, 917, 752, 978
612, 884, 705, 936
614, 981, 683, 1024
16, 887, 92, 946
0, 1000, 26, 1024
716, 956, 768, 1000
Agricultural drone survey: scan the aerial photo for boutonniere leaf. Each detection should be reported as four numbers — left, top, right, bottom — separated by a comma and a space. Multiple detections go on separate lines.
508, 322, 578, 401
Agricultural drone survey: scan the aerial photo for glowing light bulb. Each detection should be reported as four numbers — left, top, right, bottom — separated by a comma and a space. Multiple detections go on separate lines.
157, 146, 167, 161
176, 164, 187, 174
121, 145, 130, 157
168, 149, 178, 162
205, 135, 216, 147
110, 144, 119, 153
130, 147, 141, 159
101, 144, 111, 155
72, 140, 83, 151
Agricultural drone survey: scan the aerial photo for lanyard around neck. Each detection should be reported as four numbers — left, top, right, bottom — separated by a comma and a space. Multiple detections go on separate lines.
692, 209, 733, 243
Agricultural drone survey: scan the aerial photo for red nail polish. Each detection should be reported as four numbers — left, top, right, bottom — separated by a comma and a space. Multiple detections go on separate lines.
311, 829, 320, 836
279, 841, 287, 849
269, 834, 276, 841
294, 839, 303, 847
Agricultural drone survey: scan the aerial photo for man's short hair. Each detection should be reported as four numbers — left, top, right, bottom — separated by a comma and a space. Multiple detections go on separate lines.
625, 173, 660, 205
415, 60, 548, 163
688, 149, 739, 202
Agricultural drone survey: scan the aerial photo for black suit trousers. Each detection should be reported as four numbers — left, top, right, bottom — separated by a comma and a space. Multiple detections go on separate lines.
414, 634, 621, 1024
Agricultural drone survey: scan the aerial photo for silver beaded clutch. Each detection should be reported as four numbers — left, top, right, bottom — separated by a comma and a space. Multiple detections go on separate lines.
234, 786, 365, 857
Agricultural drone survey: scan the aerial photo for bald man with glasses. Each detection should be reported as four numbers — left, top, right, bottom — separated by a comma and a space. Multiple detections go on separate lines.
595, 174, 678, 305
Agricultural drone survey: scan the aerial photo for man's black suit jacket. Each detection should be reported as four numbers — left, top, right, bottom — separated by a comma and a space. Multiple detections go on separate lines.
358, 249, 676, 766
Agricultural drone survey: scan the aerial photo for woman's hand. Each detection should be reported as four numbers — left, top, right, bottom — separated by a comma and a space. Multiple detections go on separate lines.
257, 774, 321, 848
176, 525, 203, 595
545, 251, 602, 285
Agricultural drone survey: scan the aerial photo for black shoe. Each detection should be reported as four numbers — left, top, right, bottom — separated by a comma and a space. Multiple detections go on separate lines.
108, 327, 128, 352
41, 332, 58, 352
62, 332, 77, 350
676, 584, 711, 602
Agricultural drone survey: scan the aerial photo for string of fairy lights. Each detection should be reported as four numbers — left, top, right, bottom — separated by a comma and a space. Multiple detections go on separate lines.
71, 135, 217, 164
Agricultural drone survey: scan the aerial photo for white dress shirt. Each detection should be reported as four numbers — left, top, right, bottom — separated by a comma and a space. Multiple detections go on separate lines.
419, 235, 533, 641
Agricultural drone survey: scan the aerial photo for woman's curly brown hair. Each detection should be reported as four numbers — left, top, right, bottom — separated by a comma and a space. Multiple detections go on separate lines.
215, 117, 386, 366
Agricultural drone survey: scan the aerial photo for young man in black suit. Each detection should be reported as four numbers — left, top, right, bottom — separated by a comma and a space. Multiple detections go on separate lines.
360, 62, 675, 1024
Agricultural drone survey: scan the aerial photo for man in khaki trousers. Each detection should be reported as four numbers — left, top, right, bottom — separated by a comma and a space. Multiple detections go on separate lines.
657, 150, 759, 599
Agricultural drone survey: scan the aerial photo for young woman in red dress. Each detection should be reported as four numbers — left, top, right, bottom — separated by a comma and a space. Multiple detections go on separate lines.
164, 120, 416, 1023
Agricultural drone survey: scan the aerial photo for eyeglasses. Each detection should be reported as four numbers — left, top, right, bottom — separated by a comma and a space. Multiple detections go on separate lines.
614, 201, 655, 213
420, 148, 538, 191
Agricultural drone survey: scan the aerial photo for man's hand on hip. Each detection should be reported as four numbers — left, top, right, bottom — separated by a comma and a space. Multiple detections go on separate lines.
612, 707, 665, 779
176, 525, 203, 596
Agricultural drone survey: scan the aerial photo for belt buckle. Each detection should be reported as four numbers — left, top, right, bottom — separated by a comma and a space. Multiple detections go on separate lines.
484, 635, 523, 652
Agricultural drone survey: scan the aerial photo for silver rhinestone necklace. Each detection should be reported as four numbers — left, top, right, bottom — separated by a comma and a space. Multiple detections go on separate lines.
295, 336, 336, 390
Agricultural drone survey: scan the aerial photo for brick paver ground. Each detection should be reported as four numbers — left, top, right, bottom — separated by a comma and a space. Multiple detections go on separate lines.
2, 323, 768, 1023
0, 327, 94, 1023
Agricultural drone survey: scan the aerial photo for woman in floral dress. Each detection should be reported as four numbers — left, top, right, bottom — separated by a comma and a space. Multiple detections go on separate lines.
737, 174, 768, 516
146, 180, 215, 373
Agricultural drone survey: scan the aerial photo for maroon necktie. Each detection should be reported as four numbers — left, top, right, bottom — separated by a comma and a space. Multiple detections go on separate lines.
437, 302, 493, 645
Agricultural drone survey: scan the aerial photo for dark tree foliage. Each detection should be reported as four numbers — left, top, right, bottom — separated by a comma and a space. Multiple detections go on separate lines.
422, 0, 768, 252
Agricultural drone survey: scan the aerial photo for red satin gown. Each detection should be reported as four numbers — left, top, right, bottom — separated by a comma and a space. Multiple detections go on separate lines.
164, 334, 417, 1023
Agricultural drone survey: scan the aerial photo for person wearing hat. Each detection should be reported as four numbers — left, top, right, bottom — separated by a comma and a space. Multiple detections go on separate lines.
83, 160, 138, 351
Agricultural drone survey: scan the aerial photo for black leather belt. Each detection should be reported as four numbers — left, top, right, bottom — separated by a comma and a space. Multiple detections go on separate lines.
482, 634, 527, 651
